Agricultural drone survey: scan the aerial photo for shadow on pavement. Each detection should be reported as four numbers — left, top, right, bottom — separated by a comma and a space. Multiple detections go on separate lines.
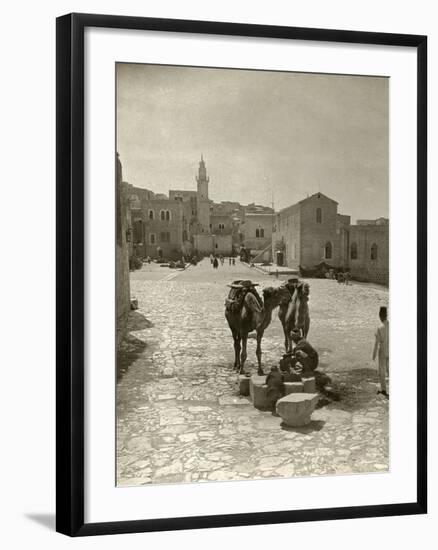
117, 311, 155, 381
127, 310, 154, 331
117, 334, 148, 381
280, 419, 326, 433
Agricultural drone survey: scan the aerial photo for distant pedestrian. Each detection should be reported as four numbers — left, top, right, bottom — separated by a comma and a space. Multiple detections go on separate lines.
210, 254, 214, 264
373, 306, 389, 397
232, 258, 235, 266
213, 257, 219, 269
229, 257, 232, 266
220, 255, 224, 266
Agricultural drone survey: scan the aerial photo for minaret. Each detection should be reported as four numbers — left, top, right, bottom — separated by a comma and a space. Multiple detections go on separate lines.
196, 154, 209, 201
196, 155, 210, 233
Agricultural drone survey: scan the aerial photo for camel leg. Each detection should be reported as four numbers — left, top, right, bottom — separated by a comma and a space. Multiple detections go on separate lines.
239, 334, 248, 374
282, 323, 289, 353
256, 330, 264, 376
304, 318, 310, 339
233, 333, 241, 371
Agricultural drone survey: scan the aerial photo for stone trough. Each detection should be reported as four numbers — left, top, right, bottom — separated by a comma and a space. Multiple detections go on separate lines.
276, 393, 319, 427
249, 375, 269, 409
242, 374, 318, 420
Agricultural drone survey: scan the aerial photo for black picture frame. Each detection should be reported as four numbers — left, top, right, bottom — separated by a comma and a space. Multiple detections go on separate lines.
56, 12, 427, 537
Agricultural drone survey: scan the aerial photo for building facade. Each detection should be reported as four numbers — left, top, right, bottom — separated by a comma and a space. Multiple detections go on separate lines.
116, 153, 131, 348
242, 213, 274, 261
273, 192, 388, 284
125, 156, 273, 259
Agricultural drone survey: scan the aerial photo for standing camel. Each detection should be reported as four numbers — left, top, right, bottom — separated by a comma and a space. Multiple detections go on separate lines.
278, 282, 311, 352
225, 283, 290, 375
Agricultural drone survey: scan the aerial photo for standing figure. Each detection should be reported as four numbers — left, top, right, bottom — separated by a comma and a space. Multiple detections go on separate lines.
210, 253, 214, 264
213, 257, 219, 269
373, 306, 389, 397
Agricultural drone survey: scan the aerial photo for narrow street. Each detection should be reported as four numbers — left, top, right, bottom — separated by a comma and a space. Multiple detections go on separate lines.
117, 258, 389, 486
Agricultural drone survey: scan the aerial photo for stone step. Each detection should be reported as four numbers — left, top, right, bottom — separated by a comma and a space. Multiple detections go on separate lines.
284, 381, 304, 395
302, 377, 316, 393
238, 375, 250, 396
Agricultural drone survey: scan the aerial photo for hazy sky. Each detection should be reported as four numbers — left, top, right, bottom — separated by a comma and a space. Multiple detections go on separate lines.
117, 63, 388, 223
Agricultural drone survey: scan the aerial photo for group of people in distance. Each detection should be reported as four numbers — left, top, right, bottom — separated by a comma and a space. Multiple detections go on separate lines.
210, 254, 235, 268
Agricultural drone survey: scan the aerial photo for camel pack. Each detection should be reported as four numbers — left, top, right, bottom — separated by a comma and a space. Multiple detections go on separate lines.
225, 280, 263, 315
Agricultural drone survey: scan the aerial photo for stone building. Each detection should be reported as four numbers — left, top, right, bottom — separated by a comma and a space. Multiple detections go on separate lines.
347, 223, 389, 284
242, 212, 274, 261
116, 153, 131, 348
273, 192, 388, 285
141, 198, 188, 260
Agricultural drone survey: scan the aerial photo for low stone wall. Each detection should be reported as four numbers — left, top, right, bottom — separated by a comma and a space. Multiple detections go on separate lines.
350, 265, 389, 286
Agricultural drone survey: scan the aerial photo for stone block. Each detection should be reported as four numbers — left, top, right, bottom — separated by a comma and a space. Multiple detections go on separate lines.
252, 384, 270, 410
249, 375, 266, 401
239, 375, 250, 396
276, 393, 319, 427
302, 377, 316, 393
284, 382, 304, 395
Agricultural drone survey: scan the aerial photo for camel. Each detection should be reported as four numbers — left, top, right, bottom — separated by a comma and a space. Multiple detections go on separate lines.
225, 283, 290, 375
278, 282, 310, 352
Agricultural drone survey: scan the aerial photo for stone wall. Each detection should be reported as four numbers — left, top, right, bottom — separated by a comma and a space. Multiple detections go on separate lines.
273, 203, 301, 269
116, 154, 131, 349
213, 234, 233, 255
347, 224, 389, 285
193, 233, 214, 255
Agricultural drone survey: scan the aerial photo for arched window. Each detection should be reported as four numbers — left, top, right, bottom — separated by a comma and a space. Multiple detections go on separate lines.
371, 243, 378, 260
325, 241, 332, 259
165, 210, 170, 221
316, 208, 322, 223
260, 228, 265, 238
256, 228, 260, 238
160, 210, 165, 221
350, 242, 358, 260
148, 209, 154, 220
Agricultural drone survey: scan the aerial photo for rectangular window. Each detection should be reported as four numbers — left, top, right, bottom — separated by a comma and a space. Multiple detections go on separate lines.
150, 233, 156, 244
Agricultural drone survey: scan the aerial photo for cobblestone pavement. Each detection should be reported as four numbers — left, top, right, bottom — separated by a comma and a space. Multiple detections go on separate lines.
117, 258, 389, 486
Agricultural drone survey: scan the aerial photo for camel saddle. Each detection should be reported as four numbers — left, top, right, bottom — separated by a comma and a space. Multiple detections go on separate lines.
225, 280, 263, 314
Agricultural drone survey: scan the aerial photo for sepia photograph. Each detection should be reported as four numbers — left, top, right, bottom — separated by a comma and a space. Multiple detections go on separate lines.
115, 63, 389, 487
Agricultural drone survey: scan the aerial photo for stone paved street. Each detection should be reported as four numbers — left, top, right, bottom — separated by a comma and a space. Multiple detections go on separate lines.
117, 258, 389, 486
